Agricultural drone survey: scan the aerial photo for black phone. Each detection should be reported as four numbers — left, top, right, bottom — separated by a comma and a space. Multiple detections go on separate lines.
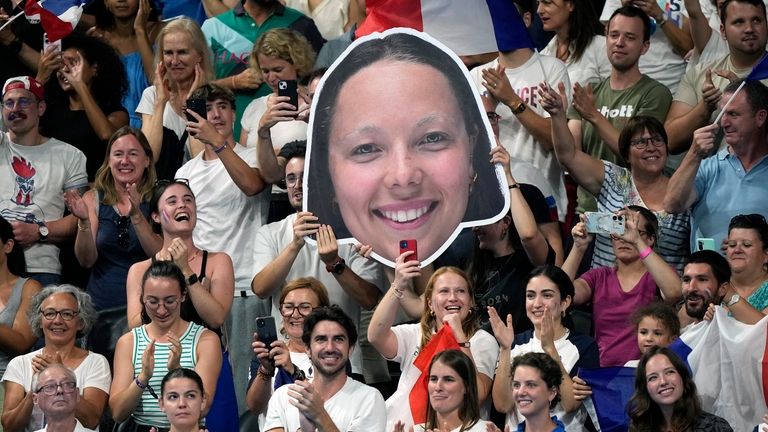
185, 97, 207, 123
255, 316, 278, 348
278, 79, 299, 112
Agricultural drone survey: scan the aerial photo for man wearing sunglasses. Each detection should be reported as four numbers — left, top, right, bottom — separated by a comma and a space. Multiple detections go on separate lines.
32, 364, 87, 432
0, 76, 87, 286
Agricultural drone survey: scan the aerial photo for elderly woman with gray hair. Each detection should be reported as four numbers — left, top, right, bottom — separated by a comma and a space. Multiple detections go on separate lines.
1, 285, 111, 432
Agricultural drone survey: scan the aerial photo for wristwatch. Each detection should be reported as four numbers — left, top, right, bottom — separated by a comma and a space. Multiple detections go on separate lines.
325, 257, 346, 275
458, 341, 471, 348
186, 274, 199, 287
511, 100, 526, 115
37, 221, 49, 242
290, 364, 306, 381
727, 294, 741, 307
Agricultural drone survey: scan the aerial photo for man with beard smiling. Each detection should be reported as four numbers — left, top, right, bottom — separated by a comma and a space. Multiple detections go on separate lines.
678, 250, 731, 332
263, 305, 386, 432
566, 5, 672, 213
31, 364, 87, 432
0, 76, 87, 286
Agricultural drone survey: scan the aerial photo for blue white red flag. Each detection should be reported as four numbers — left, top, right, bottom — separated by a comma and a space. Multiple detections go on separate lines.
355, 0, 534, 56
25, 0, 87, 42
669, 308, 768, 431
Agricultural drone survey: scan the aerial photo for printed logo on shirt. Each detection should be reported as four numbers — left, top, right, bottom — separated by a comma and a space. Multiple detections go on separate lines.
518, 86, 539, 107
0, 155, 45, 226
599, 105, 635, 118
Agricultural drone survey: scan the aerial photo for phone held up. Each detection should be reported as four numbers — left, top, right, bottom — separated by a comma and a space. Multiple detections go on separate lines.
255, 316, 277, 348
399, 239, 418, 261
584, 212, 625, 236
278, 80, 299, 114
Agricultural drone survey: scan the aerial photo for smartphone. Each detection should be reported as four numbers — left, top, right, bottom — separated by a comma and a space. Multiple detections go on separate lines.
696, 238, 716, 251
399, 239, 418, 261
43, 33, 62, 54
278, 80, 299, 112
584, 212, 625, 235
255, 316, 277, 348
185, 98, 207, 123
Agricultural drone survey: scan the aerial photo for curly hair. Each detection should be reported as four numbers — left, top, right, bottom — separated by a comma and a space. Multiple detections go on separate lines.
250, 28, 316, 79
28, 285, 97, 339
46, 31, 128, 108
424, 350, 480, 431
511, 352, 563, 410
628, 347, 701, 432
93, 126, 157, 206
419, 267, 480, 350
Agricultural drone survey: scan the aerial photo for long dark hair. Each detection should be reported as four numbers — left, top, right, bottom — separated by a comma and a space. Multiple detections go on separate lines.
0, 216, 26, 276
628, 347, 701, 432
563, 0, 604, 62
140, 260, 187, 324
307, 31, 504, 238
424, 350, 480, 431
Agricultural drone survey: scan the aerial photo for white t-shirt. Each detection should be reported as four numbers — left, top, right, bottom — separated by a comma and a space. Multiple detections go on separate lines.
0, 134, 87, 274
470, 54, 570, 221
136, 86, 187, 139
601, 0, 688, 94
175, 144, 270, 291
542, 35, 611, 86
241, 95, 309, 149
385, 323, 499, 431
286, 0, 349, 40
263, 376, 386, 431
2, 349, 111, 432
415, 421, 491, 432
252, 213, 383, 373
33, 419, 90, 432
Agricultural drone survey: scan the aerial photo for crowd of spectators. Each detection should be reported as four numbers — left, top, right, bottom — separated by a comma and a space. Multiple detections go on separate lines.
2, 0, 768, 430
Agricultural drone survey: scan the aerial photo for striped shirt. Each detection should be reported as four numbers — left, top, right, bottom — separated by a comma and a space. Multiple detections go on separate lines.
131, 322, 204, 427
591, 161, 690, 273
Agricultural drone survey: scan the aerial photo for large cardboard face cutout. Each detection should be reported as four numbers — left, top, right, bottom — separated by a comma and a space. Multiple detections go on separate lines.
305, 28, 509, 267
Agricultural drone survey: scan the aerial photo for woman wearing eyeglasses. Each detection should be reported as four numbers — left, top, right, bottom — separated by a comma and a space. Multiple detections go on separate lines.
717, 214, 768, 325
110, 260, 222, 432
1, 285, 110, 432
539, 84, 691, 274
246, 277, 330, 427
64, 126, 162, 364
125, 178, 237, 432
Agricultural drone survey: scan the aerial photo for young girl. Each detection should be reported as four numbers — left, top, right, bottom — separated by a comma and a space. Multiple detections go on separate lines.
626, 302, 680, 367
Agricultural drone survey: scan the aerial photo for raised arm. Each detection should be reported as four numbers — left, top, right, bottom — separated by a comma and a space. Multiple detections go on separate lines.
539, 81, 605, 197
254, 95, 296, 183
488, 306, 515, 413
490, 145, 551, 265
141, 67, 170, 163
185, 110, 266, 196
664, 123, 714, 213
316, 225, 380, 309
571, 82, 621, 158
368, 252, 421, 359
66, 189, 99, 268
251, 212, 319, 297
109, 332, 146, 422
616, 210, 682, 303
684, 0, 713, 55
194, 330, 223, 415
635, 1, 693, 57
482, 64, 554, 150
664, 70, 721, 154
563, 216, 595, 305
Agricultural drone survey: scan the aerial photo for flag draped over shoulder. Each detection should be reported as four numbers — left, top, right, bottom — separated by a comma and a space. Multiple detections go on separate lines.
670, 308, 768, 431
408, 322, 460, 424
24, 0, 87, 42
747, 54, 768, 81
355, 0, 534, 56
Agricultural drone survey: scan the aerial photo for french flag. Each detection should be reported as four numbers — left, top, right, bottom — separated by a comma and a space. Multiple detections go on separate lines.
25, 0, 87, 42
355, 0, 534, 57
669, 307, 768, 432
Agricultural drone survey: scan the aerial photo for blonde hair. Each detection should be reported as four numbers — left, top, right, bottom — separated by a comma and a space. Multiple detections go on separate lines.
419, 267, 480, 350
249, 28, 316, 79
154, 18, 214, 85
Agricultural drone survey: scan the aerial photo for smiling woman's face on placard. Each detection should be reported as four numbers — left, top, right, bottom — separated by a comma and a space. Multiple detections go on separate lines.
327, 59, 474, 263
